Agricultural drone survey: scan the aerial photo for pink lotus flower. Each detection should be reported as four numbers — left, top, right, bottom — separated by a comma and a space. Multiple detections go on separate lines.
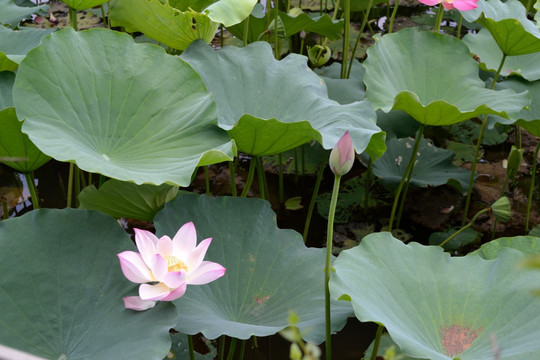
418, 0, 478, 11
329, 131, 355, 176
118, 222, 226, 311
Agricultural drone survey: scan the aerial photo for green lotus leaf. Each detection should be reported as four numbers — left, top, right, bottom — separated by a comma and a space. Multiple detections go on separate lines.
329, 232, 540, 360
182, 40, 386, 159
0, 27, 55, 72
0, 209, 177, 359
375, 110, 420, 139
0, 0, 48, 26
463, 28, 540, 81
13, 28, 235, 186
224, 3, 266, 43
365, 333, 424, 360
0, 108, 51, 172
461, 0, 540, 56
61, 0, 109, 10
154, 194, 354, 343
429, 227, 480, 251
473, 236, 540, 259
78, 179, 180, 221
201, 0, 256, 27
0, 71, 14, 110
364, 27, 530, 126
371, 137, 471, 193
109, 0, 219, 50
314, 60, 365, 104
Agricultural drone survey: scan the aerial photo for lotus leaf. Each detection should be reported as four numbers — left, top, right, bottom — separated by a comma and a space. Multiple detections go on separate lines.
473, 236, 540, 259
0, 209, 177, 359
13, 28, 235, 186
61, 0, 109, 10
364, 27, 530, 126
154, 194, 354, 343
314, 60, 365, 104
0, 27, 55, 72
330, 232, 540, 360
0, 0, 48, 27
182, 40, 385, 159
0, 71, 14, 110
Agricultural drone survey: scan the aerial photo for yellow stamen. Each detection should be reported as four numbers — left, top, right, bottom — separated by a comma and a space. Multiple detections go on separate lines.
163, 255, 188, 272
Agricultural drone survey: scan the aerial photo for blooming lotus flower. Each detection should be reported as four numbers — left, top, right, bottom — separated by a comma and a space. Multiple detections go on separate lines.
418, 0, 478, 11
118, 222, 226, 311
329, 131, 355, 176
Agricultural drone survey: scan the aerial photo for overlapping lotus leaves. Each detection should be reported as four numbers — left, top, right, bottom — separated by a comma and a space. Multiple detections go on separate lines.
461, 0, 540, 56
472, 236, 540, 259
0, 108, 50, 172
464, 29, 540, 81
329, 232, 540, 360
364, 28, 530, 126
0, 209, 177, 359
182, 40, 386, 159
314, 60, 366, 104
78, 179, 180, 221
61, 0, 109, 10
371, 137, 471, 193
154, 194, 354, 343
13, 28, 235, 186
0, 0, 48, 26
365, 333, 424, 360
0, 70, 14, 110
0, 27, 55, 72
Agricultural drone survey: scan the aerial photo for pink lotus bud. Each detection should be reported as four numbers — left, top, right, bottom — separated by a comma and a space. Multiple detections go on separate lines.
329, 131, 355, 176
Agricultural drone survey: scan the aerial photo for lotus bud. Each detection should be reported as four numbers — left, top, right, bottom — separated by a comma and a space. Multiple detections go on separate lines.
491, 196, 511, 222
329, 131, 355, 176
307, 45, 331, 68
505, 145, 524, 181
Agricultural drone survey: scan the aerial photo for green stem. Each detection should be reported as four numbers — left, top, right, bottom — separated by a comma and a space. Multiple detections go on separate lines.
24, 172, 40, 210
434, 4, 444, 33
347, 0, 373, 78
462, 53, 507, 225
243, 15, 250, 46
388, 124, 425, 231
241, 158, 257, 198
526, 0, 533, 12
238, 340, 246, 360
74, 166, 81, 207
456, 14, 463, 39
492, 176, 510, 239
274, 3, 279, 58
67, 162, 74, 208
369, 325, 385, 360
440, 208, 489, 248
187, 335, 195, 360
525, 142, 540, 232
325, 175, 342, 360
256, 156, 267, 200
387, 0, 400, 33
204, 166, 210, 196
218, 336, 225, 360
303, 156, 327, 242
340, 0, 350, 79
278, 153, 284, 204
229, 160, 237, 197
69, 7, 78, 31
226, 338, 237, 360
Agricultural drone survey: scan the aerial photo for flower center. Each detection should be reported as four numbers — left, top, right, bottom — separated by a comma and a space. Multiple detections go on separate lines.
163, 255, 188, 272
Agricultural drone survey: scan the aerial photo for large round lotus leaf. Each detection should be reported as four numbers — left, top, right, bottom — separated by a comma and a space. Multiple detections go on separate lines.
364, 27, 530, 126
61, 0, 108, 10
371, 137, 471, 193
314, 60, 365, 104
0, 108, 51, 172
0, 0, 48, 26
153, 194, 354, 343
473, 236, 540, 259
0, 209, 177, 360
13, 28, 235, 186
0, 27, 54, 72
463, 29, 540, 81
329, 232, 540, 360
182, 40, 385, 159
461, 0, 540, 56
78, 179, 179, 221
0, 70, 14, 110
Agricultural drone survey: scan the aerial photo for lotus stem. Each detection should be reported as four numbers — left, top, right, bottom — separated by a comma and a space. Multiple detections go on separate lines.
440, 208, 489, 248
241, 158, 256, 198
243, 15, 250, 47
24, 172, 40, 210
525, 141, 540, 231
369, 324, 385, 360
218, 336, 225, 360
516, 124, 522, 148
226, 337, 237, 360
325, 174, 342, 360
303, 155, 327, 242
274, 3, 279, 59
340, 0, 350, 80
187, 335, 195, 360
462, 53, 507, 225
229, 160, 237, 197
347, 0, 373, 78
387, 0, 400, 33
434, 4, 444, 33
388, 124, 425, 232
67, 162, 74, 208
491, 176, 509, 240
75, 166, 81, 207
69, 7, 78, 31
456, 14, 463, 39
256, 156, 268, 200
238, 340, 246, 360
278, 153, 284, 203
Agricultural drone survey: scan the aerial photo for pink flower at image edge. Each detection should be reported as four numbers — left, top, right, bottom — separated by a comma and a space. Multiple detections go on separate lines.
417, 0, 478, 11
118, 222, 226, 311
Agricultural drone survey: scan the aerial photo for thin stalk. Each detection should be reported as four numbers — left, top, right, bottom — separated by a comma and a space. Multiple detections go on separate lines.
79, 169, 87, 189
229, 160, 237, 197
238, 340, 246, 360
526, 0, 533, 12
67, 162, 74, 208
187, 335, 195, 360
100, 4, 109, 28
491, 176, 509, 239
2, 201, 8, 220
204, 166, 210, 196
274, 3, 279, 58
218, 336, 225, 360
456, 14, 463, 39
88, 172, 93, 187
325, 174, 342, 360
220, 24, 224, 48
387, 0, 400, 33
440, 208, 489, 248
278, 153, 284, 203
69, 7, 78, 31
462, 53, 507, 225
226, 338, 237, 360
388, 124, 425, 231
369, 325, 385, 360
24, 172, 40, 209
347, 0, 373, 78
258, 156, 269, 200
433, 4, 444, 33
243, 15, 250, 46
340, 0, 350, 79
75, 166, 81, 207
303, 156, 328, 242
525, 142, 540, 231
256, 157, 266, 200
241, 158, 257, 198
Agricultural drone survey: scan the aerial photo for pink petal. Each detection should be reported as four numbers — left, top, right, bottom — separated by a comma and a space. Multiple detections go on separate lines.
453, 0, 478, 11
183, 238, 212, 270
417, 0, 441, 5
442, 2, 455, 9
161, 283, 187, 301
150, 254, 168, 280
156, 235, 173, 255
186, 261, 226, 285
118, 251, 154, 283
134, 229, 158, 267
172, 222, 197, 255
162, 270, 186, 289
139, 282, 171, 301
123, 296, 157, 311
